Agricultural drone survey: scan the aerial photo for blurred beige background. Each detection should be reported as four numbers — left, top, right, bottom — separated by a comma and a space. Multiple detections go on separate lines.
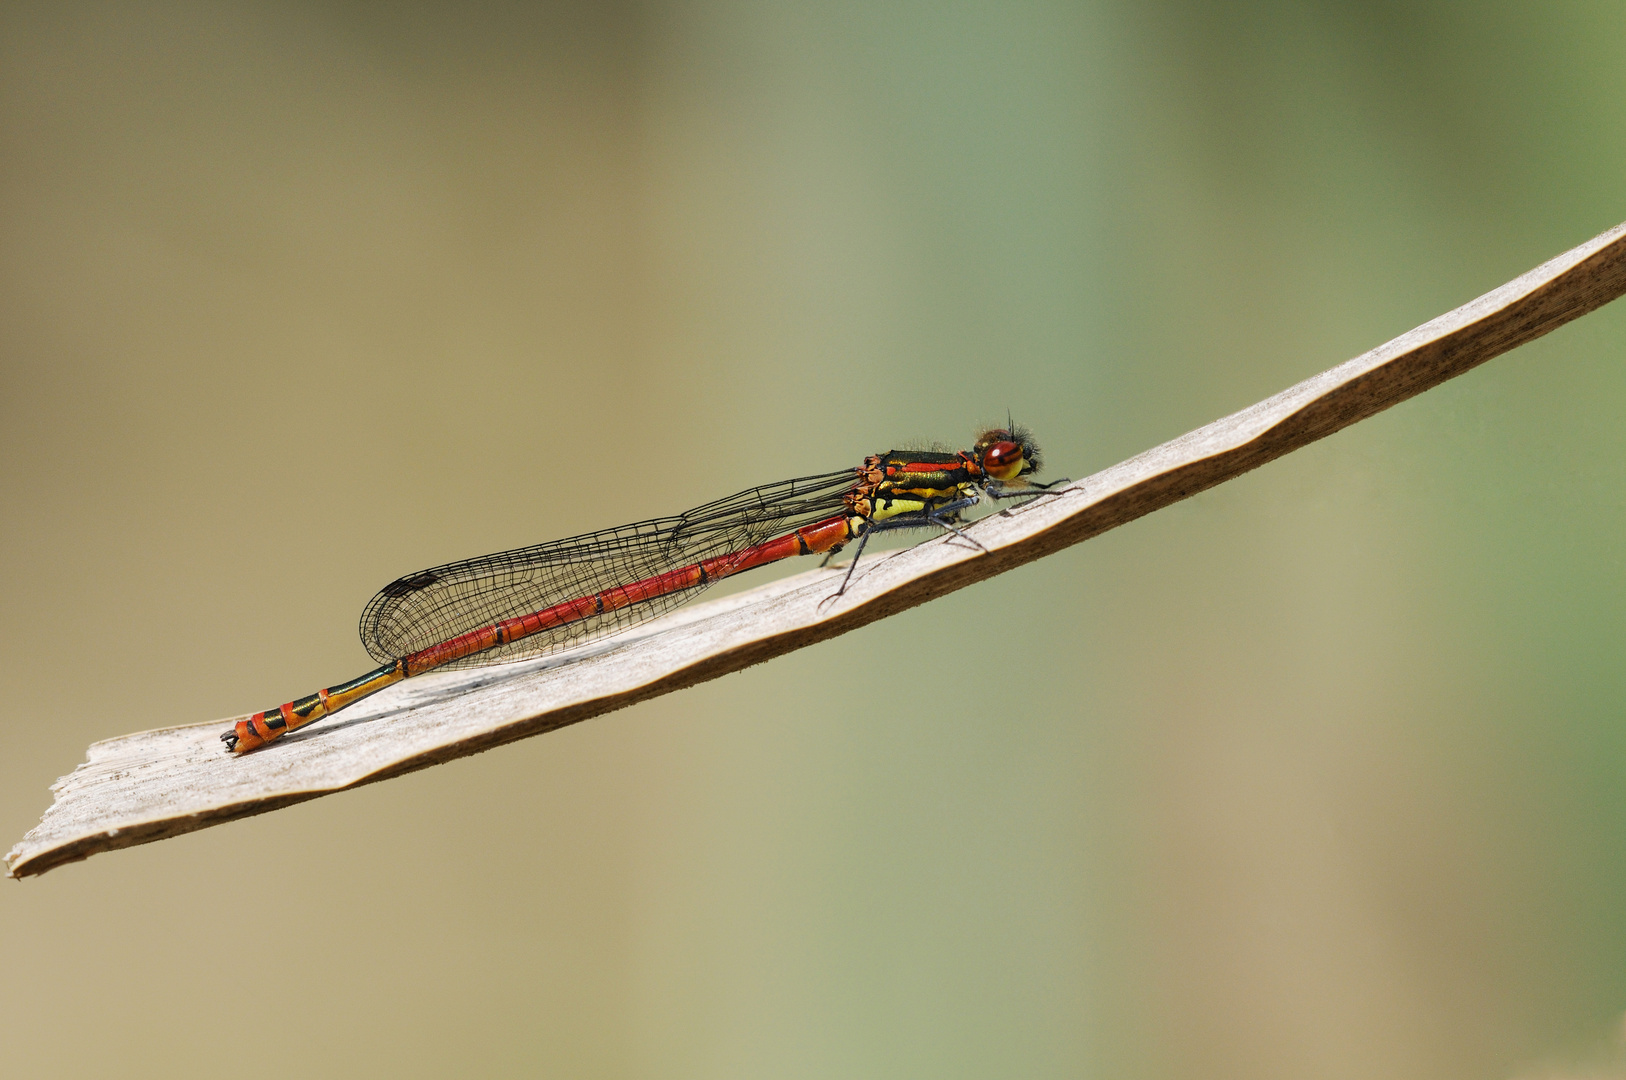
5, 2, 1626, 1077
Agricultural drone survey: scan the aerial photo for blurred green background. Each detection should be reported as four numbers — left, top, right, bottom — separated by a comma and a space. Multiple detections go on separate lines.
5, 2, 1626, 1077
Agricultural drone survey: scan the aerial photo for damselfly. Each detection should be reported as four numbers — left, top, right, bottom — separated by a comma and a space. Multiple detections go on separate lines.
223, 425, 1066, 753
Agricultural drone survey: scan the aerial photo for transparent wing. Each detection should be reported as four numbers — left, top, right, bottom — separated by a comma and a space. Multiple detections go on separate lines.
358, 469, 859, 668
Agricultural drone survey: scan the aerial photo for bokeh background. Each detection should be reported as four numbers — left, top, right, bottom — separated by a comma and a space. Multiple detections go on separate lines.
4, 2, 1626, 1077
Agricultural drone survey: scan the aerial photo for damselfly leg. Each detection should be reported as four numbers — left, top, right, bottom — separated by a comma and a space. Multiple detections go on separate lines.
826, 497, 986, 600
986, 477, 1071, 499
823, 478, 1081, 601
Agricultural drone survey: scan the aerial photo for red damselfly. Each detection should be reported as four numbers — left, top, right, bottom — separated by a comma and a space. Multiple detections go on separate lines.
223, 426, 1067, 753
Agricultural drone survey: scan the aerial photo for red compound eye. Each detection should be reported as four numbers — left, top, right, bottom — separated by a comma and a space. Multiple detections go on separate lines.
981, 440, 1025, 481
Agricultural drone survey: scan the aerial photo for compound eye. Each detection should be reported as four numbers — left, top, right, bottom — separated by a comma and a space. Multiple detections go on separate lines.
981, 440, 1025, 481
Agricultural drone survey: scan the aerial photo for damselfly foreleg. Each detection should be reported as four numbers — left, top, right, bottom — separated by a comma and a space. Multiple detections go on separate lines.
985, 477, 1071, 500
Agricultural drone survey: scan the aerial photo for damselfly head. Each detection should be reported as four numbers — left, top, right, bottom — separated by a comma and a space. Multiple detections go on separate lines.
973, 424, 1043, 482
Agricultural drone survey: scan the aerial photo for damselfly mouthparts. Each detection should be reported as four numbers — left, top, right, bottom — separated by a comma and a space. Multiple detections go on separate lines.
223, 426, 1066, 753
